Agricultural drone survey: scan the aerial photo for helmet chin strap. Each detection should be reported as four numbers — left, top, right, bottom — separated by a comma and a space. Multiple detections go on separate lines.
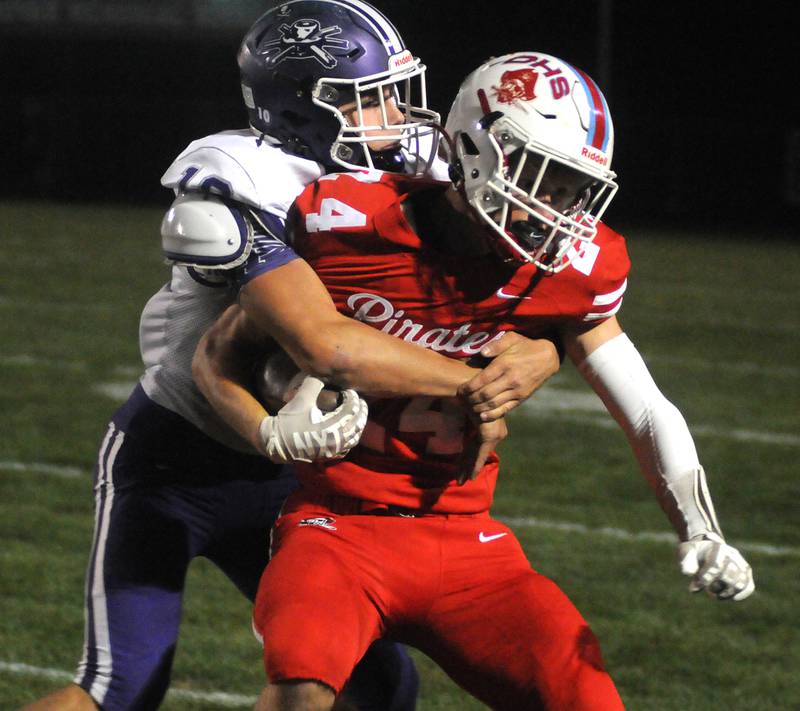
507, 187, 592, 260
508, 219, 567, 266
509, 220, 550, 251
369, 145, 407, 172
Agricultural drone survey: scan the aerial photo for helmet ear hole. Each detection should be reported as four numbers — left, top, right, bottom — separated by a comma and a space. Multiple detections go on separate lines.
459, 133, 480, 156
346, 46, 365, 61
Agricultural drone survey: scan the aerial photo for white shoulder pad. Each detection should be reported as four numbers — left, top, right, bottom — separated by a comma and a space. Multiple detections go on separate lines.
160, 193, 253, 270
160, 129, 324, 219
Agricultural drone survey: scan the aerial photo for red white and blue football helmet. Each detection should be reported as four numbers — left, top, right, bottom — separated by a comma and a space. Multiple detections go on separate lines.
238, 0, 439, 172
445, 52, 619, 272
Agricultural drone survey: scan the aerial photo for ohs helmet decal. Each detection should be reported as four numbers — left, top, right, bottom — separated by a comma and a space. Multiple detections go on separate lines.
258, 19, 350, 69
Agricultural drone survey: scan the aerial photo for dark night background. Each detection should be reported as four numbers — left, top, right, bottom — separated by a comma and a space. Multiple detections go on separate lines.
2, 0, 797, 232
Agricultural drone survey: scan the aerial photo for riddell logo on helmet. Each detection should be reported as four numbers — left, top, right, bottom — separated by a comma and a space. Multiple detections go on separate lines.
581, 147, 608, 166
389, 50, 414, 69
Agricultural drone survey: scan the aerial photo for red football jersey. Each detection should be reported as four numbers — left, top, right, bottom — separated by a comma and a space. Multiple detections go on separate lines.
290, 171, 630, 514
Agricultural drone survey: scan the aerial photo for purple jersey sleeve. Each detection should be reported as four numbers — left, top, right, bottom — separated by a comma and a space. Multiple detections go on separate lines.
232, 209, 299, 289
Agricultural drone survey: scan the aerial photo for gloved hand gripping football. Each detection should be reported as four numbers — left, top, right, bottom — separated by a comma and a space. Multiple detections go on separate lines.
259, 374, 368, 463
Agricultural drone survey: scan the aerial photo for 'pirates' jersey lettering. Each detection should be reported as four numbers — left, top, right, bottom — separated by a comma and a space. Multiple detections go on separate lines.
289, 172, 630, 514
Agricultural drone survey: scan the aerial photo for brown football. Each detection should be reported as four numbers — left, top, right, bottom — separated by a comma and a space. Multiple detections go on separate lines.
255, 348, 342, 413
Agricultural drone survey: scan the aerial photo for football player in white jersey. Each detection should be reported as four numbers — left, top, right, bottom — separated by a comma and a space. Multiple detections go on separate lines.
19, 3, 560, 711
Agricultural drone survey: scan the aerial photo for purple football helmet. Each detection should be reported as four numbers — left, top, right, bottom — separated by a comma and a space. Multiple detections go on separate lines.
238, 0, 439, 171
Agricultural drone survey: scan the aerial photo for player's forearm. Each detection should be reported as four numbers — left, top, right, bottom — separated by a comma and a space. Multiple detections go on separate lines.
295, 314, 479, 397
192, 310, 269, 455
241, 260, 478, 398
573, 332, 722, 541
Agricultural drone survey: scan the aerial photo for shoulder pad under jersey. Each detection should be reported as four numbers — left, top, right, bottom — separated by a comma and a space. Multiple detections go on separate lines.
160, 193, 253, 269
160, 129, 324, 220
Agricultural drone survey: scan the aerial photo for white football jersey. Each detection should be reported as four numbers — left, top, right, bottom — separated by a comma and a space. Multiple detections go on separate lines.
138, 130, 324, 451
160, 129, 324, 218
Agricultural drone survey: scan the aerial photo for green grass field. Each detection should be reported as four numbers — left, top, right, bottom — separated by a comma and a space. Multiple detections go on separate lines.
1, 201, 798, 710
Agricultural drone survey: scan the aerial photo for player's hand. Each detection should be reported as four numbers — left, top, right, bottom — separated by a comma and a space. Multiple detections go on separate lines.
457, 416, 507, 485
677, 532, 755, 601
458, 333, 560, 422
259, 375, 368, 463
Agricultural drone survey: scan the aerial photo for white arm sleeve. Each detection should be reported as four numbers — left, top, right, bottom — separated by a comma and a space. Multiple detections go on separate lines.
577, 333, 722, 541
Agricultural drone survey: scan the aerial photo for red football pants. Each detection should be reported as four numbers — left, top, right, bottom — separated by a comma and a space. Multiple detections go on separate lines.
254, 497, 624, 711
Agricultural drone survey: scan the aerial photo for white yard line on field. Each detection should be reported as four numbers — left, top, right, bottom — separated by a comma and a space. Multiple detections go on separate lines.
692, 424, 800, 446
3, 351, 798, 379
519, 389, 800, 447
0, 661, 69, 682
0, 356, 141, 376
525, 409, 800, 447
500, 516, 800, 557
0, 298, 115, 312
113, 366, 142, 378
640, 312, 799, 335
0, 661, 257, 708
0, 354, 88, 371
643, 353, 800, 379
92, 381, 136, 401
0, 461, 85, 478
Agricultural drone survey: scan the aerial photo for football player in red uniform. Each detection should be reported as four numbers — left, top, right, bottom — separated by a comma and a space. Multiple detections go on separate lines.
195, 52, 755, 711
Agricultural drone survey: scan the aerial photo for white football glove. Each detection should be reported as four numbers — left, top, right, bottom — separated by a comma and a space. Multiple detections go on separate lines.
678, 532, 755, 601
258, 375, 368, 463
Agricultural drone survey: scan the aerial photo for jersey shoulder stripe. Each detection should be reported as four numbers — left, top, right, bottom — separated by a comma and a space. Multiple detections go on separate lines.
232, 213, 298, 288
584, 277, 627, 321
582, 225, 629, 321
